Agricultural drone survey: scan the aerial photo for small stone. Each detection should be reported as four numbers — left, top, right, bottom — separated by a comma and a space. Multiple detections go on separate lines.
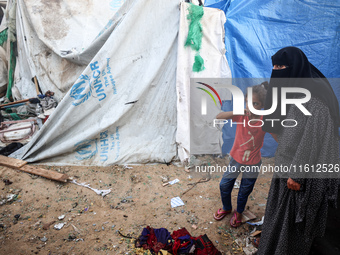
93, 224, 96, 226
111, 225, 116, 228
41, 237, 48, 242
14, 214, 20, 219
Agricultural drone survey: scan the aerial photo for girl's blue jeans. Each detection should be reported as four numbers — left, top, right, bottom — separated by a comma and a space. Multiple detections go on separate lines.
220, 157, 261, 214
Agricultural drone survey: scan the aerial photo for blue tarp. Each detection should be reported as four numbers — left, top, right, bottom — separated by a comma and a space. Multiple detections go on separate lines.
205, 0, 340, 157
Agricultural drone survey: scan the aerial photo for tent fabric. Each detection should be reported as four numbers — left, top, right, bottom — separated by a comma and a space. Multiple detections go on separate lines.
17, 0, 181, 165
14, 0, 131, 101
205, 0, 340, 157
176, 2, 231, 162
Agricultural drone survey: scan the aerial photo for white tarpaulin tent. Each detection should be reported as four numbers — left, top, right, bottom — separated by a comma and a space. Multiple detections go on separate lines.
176, 3, 231, 162
7, 0, 231, 165
14, 0, 132, 100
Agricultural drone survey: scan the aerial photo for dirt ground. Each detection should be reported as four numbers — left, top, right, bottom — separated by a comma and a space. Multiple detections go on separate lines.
0, 156, 274, 255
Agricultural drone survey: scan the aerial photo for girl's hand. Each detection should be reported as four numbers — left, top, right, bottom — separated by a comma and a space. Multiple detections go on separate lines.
287, 178, 301, 191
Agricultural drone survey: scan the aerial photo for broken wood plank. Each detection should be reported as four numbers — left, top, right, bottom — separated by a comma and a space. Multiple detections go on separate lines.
20, 165, 69, 182
0, 155, 69, 182
0, 155, 27, 168
250, 230, 262, 237
241, 210, 257, 223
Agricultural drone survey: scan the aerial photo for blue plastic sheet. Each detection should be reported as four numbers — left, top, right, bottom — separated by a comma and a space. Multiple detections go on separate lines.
205, 0, 340, 157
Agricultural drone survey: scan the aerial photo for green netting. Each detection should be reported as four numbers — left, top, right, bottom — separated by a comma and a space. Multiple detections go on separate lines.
184, 4, 205, 73
184, 4, 204, 51
193, 54, 205, 72
0, 29, 8, 46
6, 41, 16, 100
9, 113, 20, 120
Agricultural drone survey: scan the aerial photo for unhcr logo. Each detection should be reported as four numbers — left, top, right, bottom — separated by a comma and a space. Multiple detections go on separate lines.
75, 139, 98, 160
70, 60, 113, 106
70, 74, 92, 106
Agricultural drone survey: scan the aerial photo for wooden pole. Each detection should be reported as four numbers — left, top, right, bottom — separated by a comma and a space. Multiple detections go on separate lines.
0, 99, 30, 108
33, 76, 40, 95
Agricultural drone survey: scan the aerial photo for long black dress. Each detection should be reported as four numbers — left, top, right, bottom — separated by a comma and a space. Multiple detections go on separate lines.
258, 97, 340, 255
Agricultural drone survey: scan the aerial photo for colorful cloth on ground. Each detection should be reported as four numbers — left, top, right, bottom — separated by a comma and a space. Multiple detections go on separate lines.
173, 235, 193, 255
171, 228, 193, 255
139, 226, 172, 253
171, 228, 191, 240
192, 234, 221, 255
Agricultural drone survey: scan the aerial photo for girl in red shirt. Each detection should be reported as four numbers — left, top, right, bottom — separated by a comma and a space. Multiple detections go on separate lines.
213, 82, 268, 227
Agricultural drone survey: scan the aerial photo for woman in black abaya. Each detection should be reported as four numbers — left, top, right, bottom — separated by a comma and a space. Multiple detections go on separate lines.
258, 47, 340, 255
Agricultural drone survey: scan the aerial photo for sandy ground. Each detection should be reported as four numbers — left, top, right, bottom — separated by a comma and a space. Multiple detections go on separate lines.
0, 156, 274, 255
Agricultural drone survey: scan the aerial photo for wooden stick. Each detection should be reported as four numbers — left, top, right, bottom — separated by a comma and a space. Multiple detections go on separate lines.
181, 178, 203, 196
33, 76, 40, 95
20, 165, 69, 182
250, 230, 262, 237
0, 99, 29, 108
0, 155, 69, 182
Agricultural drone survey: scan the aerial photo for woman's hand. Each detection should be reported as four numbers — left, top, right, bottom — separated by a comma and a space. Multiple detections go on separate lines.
287, 178, 301, 191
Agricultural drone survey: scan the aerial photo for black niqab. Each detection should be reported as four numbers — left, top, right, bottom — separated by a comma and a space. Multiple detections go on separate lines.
262, 46, 340, 134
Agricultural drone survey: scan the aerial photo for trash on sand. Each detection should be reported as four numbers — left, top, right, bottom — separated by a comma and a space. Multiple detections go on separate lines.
70, 179, 111, 197
40, 236, 48, 242
171, 197, 185, 208
247, 216, 264, 226
243, 246, 258, 255
168, 179, 180, 185
0, 194, 17, 205
163, 178, 180, 186
235, 238, 245, 247
58, 215, 65, 220
54, 222, 65, 230
71, 224, 81, 233
160, 176, 169, 184
123, 165, 133, 169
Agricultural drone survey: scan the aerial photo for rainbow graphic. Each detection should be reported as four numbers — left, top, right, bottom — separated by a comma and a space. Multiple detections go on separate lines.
196, 82, 222, 108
